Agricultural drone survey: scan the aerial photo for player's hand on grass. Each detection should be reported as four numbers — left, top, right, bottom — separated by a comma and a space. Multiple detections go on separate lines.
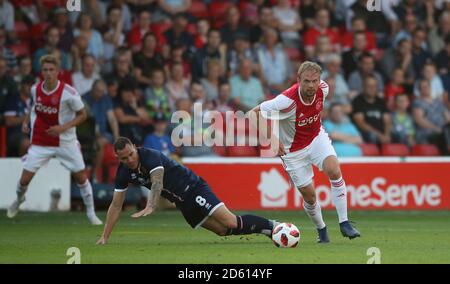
131, 206, 154, 218
46, 125, 66, 136
96, 236, 107, 245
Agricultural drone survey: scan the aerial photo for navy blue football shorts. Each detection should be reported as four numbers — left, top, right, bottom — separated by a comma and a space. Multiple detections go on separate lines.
178, 181, 224, 229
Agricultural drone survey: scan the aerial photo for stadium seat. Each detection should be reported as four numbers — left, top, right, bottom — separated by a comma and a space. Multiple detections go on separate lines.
381, 143, 410, 157
188, 1, 209, 19
226, 146, 259, 157
411, 144, 440, 156
0, 127, 6, 157
360, 143, 380, 156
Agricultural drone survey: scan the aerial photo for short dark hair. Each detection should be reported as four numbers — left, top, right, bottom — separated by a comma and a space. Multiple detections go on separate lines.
114, 137, 133, 153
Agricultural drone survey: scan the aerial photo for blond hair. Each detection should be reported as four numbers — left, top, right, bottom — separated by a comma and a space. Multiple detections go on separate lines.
39, 54, 60, 68
297, 61, 322, 79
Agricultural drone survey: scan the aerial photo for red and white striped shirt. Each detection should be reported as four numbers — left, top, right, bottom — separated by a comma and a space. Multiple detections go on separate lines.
260, 80, 329, 153
30, 80, 84, 147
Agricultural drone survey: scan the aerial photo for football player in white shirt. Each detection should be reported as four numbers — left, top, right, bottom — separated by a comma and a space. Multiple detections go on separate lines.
250, 61, 360, 242
7, 54, 102, 225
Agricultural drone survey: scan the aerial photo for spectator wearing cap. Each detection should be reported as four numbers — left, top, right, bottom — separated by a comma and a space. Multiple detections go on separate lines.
143, 112, 175, 157
3, 75, 34, 157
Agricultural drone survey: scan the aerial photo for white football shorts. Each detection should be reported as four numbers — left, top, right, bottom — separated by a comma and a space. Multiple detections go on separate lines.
281, 128, 337, 188
23, 141, 86, 173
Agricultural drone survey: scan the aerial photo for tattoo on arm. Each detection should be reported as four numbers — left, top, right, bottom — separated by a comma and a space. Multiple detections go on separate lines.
148, 167, 164, 208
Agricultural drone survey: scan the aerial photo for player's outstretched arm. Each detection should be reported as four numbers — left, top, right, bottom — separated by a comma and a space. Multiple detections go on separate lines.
132, 167, 164, 218
96, 190, 126, 245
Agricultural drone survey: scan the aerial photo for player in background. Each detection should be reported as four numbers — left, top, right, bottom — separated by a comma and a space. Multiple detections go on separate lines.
250, 61, 360, 243
7, 54, 102, 225
96, 137, 277, 245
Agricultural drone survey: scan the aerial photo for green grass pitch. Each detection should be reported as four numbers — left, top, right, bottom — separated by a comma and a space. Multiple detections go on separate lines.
1, 210, 449, 264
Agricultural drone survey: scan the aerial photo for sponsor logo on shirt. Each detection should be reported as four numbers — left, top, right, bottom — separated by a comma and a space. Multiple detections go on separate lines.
35, 102, 58, 114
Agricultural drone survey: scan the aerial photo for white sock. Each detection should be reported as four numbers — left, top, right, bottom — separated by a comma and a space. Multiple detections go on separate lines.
303, 201, 326, 229
16, 182, 28, 199
331, 177, 348, 223
78, 180, 96, 216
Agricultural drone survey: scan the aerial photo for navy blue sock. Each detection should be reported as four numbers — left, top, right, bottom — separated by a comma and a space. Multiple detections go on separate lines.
229, 215, 272, 235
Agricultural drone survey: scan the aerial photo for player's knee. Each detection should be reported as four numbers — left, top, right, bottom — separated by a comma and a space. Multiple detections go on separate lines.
324, 163, 341, 180
303, 194, 316, 205
326, 167, 341, 180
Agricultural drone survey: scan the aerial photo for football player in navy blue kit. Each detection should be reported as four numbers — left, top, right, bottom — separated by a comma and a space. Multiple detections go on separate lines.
96, 137, 277, 245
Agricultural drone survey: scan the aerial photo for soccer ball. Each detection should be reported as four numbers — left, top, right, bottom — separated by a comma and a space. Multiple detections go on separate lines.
272, 222, 300, 248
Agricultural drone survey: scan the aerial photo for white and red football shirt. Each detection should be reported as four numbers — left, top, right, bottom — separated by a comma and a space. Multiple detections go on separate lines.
260, 80, 329, 153
30, 80, 84, 147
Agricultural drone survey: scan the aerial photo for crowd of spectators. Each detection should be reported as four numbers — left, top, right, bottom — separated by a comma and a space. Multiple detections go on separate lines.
1, 0, 450, 180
